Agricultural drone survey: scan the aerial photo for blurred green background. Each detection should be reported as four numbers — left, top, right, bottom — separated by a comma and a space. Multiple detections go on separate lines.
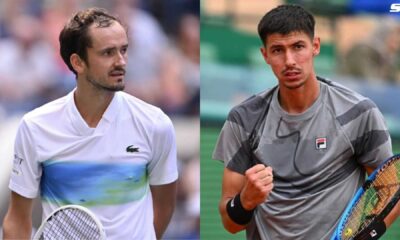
200, 0, 400, 239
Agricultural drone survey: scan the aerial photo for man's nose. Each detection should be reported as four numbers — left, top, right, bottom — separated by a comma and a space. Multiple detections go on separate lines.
284, 51, 296, 67
115, 52, 127, 67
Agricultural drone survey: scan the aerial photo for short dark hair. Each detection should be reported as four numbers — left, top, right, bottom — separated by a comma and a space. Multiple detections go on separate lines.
257, 5, 315, 46
59, 7, 125, 75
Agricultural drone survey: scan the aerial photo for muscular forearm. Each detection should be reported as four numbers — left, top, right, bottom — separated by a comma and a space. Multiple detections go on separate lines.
219, 198, 247, 234
219, 165, 273, 234
2, 214, 32, 239
384, 200, 400, 228
151, 182, 177, 239
153, 204, 175, 239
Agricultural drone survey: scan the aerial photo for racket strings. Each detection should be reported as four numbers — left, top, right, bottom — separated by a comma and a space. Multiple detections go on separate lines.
39, 208, 102, 240
341, 157, 400, 239
372, 166, 399, 214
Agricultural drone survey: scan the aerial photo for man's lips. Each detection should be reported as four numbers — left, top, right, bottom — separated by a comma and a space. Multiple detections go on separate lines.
283, 69, 301, 75
284, 72, 300, 76
283, 69, 301, 76
109, 70, 125, 76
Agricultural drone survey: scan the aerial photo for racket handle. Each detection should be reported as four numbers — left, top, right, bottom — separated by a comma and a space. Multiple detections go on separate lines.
354, 219, 386, 240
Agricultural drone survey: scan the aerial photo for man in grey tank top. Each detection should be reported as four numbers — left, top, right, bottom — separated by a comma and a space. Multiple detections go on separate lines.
213, 5, 398, 240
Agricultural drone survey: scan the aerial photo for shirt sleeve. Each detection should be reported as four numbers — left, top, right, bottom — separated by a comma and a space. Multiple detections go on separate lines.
9, 118, 42, 198
212, 109, 253, 175
148, 112, 178, 185
353, 105, 393, 168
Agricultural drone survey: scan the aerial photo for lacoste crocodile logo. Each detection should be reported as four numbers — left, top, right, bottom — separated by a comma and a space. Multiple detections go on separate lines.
126, 145, 139, 153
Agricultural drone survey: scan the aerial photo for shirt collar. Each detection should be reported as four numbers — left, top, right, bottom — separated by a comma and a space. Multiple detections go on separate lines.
66, 89, 121, 136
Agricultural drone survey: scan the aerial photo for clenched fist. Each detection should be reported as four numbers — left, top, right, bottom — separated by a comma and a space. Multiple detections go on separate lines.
240, 164, 274, 210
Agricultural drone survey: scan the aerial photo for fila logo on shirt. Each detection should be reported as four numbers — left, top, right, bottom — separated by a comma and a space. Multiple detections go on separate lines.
315, 137, 327, 150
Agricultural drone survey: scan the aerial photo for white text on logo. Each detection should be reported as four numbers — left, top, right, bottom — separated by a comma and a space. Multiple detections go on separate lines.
390, 3, 400, 12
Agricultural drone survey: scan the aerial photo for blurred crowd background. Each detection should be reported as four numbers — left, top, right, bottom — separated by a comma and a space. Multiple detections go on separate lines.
0, 0, 199, 239
200, 0, 400, 239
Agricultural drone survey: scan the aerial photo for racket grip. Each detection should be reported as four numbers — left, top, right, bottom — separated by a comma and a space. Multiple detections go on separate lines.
354, 219, 386, 240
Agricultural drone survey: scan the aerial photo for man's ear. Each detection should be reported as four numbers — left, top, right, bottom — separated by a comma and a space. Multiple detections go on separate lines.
312, 37, 321, 56
260, 47, 270, 65
70, 53, 86, 74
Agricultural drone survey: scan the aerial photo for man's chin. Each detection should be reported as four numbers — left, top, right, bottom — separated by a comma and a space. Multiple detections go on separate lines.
283, 80, 305, 90
111, 86, 125, 92
102, 84, 125, 92
282, 75, 305, 89
286, 83, 304, 90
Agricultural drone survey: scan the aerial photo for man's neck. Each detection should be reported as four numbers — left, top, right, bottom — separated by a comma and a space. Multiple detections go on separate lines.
278, 78, 320, 114
74, 87, 115, 128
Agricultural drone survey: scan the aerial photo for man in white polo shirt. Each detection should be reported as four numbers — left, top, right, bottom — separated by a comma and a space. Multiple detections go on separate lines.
2, 7, 178, 239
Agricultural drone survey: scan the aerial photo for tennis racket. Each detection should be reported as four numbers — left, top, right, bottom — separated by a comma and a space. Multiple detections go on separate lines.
33, 205, 106, 240
331, 154, 400, 240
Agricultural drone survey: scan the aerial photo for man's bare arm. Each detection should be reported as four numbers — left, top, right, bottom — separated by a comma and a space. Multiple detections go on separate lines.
219, 165, 274, 234
3, 191, 34, 239
150, 181, 177, 239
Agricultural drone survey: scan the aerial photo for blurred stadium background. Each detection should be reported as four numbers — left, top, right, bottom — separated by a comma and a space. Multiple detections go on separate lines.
201, 0, 400, 239
0, 0, 199, 239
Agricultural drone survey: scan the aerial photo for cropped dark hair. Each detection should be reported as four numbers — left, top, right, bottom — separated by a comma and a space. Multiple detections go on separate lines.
59, 7, 125, 75
257, 5, 315, 46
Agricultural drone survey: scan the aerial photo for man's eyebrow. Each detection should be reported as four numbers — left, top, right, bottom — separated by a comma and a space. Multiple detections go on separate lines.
292, 40, 306, 45
102, 46, 115, 51
269, 40, 306, 49
98, 44, 129, 53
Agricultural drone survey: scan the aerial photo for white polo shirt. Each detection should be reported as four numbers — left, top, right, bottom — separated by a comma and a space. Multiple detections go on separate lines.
9, 90, 178, 239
